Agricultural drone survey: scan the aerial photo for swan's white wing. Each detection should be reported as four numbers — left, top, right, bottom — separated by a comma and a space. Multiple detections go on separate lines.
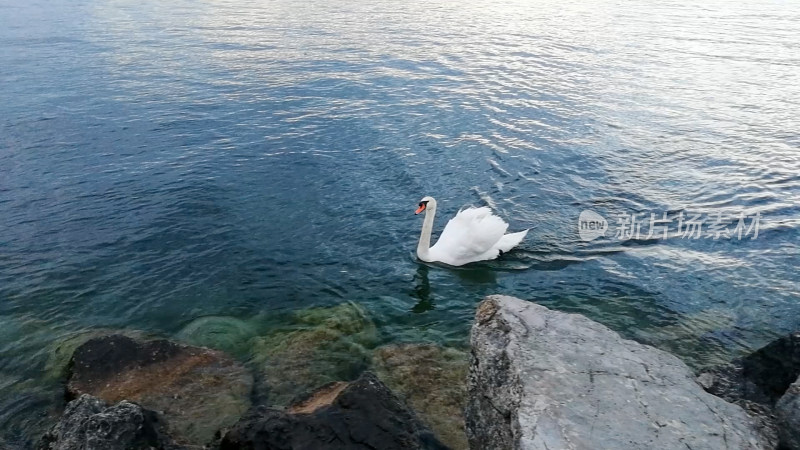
494, 229, 528, 253
429, 207, 508, 265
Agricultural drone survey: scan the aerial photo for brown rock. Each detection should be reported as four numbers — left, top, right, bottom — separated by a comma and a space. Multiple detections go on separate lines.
287, 381, 349, 415
67, 334, 252, 447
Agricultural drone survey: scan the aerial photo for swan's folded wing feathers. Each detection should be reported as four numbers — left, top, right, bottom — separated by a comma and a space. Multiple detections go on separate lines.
495, 229, 528, 253
431, 206, 508, 264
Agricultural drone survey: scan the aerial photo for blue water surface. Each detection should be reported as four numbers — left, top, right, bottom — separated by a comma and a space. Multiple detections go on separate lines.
1, 0, 799, 446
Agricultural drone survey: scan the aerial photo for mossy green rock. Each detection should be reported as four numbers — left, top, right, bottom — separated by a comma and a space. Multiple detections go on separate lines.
250, 302, 378, 407
373, 343, 469, 450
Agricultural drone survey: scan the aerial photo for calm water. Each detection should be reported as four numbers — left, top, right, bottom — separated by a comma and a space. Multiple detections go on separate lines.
1, 0, 799, 445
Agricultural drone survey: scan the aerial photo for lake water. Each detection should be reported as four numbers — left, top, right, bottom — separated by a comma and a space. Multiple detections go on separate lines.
1, 0, 799, 445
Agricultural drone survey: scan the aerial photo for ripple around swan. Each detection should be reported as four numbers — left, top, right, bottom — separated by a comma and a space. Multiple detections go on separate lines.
1, 0, 800, 446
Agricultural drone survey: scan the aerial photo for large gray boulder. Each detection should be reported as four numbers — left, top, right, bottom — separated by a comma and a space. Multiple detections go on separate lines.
466, 295, 771, 450
776, 377, 800, 450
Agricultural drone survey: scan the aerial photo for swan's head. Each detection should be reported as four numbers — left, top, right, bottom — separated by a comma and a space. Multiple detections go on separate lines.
415, 196, 435, 215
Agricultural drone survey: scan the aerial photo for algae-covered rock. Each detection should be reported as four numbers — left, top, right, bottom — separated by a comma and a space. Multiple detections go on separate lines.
174, 316, 257, 358
373, 343, 469, 450
250, 302, 378, 407
293, 302, 376, 336
67, 334, 252, 447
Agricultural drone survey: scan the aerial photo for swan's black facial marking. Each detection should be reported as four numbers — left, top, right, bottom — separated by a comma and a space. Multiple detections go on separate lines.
418, 201, 429, 207
415, 200, 429, 215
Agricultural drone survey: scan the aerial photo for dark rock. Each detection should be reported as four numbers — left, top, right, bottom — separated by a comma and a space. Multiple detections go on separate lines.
742, 332, 800, 403
701, 332, 800, 406
37, 394, 178, 450
67, 334, 252, 447
220, 371, 448, 450
467, 295, 771, 450
44, 329, 145, 382
698, 331, 800, 449
697, 363, 780, 447
697, 362, 770, 405
776, 377, 800, 450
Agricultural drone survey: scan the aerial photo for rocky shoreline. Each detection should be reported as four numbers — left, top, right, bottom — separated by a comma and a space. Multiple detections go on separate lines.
466, 295, 798, 450
38, 296, 800, 449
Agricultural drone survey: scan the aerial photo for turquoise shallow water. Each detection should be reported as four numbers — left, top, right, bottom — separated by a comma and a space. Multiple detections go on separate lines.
1, 0, 799, 445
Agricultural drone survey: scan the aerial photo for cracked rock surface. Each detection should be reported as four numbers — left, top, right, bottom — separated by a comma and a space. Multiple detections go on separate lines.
37, 394, 179, 450
466, 295, 772, 450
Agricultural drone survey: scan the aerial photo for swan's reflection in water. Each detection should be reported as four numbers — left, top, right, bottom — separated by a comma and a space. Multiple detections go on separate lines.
411, 265, 433, 313
411, 263, 497, 313
453, 266, 497, 285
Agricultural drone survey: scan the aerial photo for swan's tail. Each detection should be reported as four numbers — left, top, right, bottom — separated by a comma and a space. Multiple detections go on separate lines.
495, 229, 528, 253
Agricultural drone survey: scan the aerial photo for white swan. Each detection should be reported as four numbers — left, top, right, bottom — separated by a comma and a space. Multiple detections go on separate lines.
415, 196, 528, 266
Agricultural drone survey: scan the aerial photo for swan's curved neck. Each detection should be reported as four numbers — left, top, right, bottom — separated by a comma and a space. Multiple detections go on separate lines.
417, 199, 437, 261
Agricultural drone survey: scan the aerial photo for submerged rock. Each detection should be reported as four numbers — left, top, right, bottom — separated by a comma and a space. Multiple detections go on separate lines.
466, 295, 771, 450
220, 371, 447, 450
250, 302, 377, 406
373, 343, 468, 450
174, 315, 257, 358
44, 329, 144, 382
38, 394, 177, 450
67, 334, 251, 447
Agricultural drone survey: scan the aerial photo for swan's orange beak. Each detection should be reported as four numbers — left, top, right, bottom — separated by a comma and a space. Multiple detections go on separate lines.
415, 204, 426, 215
